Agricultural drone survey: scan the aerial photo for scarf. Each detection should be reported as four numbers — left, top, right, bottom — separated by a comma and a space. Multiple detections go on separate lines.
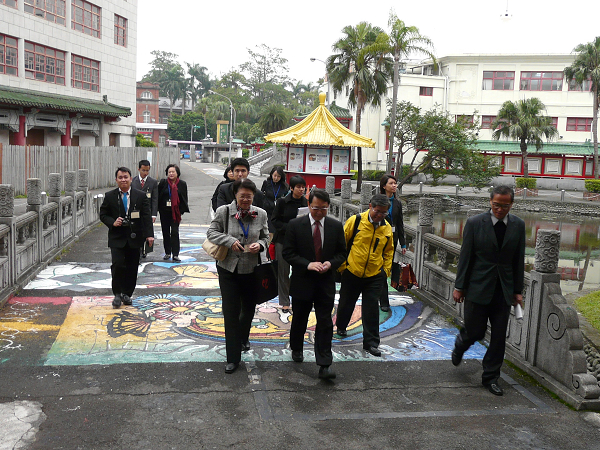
235, 205, 258, 220
168, 177, 181, 223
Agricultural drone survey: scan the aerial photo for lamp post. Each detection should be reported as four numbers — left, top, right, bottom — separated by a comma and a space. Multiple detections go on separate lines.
208, 90, 233, 163
310, 58, 329, 107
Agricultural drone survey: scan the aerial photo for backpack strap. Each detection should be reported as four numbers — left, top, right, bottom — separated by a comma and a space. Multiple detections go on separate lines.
346, 213, 362, 256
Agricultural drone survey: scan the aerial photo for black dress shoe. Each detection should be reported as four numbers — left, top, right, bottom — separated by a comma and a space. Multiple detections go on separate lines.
380, 306, 391, 312
363, 346, 382, 357
141, 253, 147, 258
172, 256, 181, 262
318, 365, 336, 379
112, 294, 122, 309
451, 349, 464, 366
225, 362, 239, 374
163, 254, 171, 260
484, 382, 504, 396
291, 350, 304, 362
122, 294, 132, 306
336, 328, 347, 337
241, 341, 250, 352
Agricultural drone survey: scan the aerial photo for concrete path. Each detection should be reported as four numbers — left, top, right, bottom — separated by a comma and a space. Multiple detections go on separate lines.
2, 161, 600, 450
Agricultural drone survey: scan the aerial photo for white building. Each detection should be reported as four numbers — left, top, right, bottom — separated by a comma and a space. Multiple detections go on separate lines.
0, 0, 137, 147
330, 54, 596, 179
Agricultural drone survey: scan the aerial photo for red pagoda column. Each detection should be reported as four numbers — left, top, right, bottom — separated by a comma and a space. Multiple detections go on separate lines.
61, 120, 72, 146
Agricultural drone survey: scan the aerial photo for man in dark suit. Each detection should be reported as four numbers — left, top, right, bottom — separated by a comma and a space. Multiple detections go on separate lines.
100, 167, 154, 309
131, 159, 158, 258
452, 185, 525, 396
216, 157, 264, 209
282, 189, 346, 380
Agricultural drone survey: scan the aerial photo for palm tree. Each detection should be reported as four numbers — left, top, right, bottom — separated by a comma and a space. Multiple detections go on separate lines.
491, 98, 558, 178
259, 104, 290, 134
186, 63, 211, 112
370, 11, 436, 174
161, 65, 185, 116
564, 37, 600, 179
326, 22, 392, 191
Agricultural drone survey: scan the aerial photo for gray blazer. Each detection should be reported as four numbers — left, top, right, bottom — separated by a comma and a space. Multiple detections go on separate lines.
207, 201, 269, 274
132, 175, 159, 218
454, 211, 526, 306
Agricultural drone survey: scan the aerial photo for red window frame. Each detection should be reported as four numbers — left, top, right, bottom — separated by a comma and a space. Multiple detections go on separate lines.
72, 0, 101, 38
568, 79, 592, 91
24, 0, 66, 25
520, 71, 563, 91
566, 118, 592, 132
24, 41, 65, 85
1, 0, 18, 8
0, 34, 18, 76
482, 71, 515, 90
481, 115, 496, 129
114, 14, 127, 47
419, 86, 433, 96
551, 117, 558, 129
72, 55, 100, 92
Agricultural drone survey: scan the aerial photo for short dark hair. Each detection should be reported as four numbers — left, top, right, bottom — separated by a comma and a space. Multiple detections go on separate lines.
230, 157, 250, 172
370, 194, 391, 209
115, 167, 131, 178
138, 159, 151, 168
165, 164, 181, 177
232, 178, 257, 195
309, 189, 330, 204
269, 166, 286, 183
289, 175, 306, 189
380, 174, 397, 194
490, 185, 514, 202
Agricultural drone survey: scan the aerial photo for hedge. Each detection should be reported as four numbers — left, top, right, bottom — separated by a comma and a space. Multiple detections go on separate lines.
585, 180, 600, 193
515, 177, 537, 189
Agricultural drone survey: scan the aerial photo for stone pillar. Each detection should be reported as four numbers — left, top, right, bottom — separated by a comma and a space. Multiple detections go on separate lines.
325, 176, 335, 195
414, 198, 435, 290
48, 173, 61, 199
77, 169, 90, 226
0, 184, 16, 285
26, 178, 44, 262
64, 171, 76, 193
341, 179, 352, 201
360, 182, 372, 211
0, 185, 15, 217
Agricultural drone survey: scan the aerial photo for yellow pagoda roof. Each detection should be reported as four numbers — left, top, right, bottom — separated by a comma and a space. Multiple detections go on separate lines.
265, 93, 375, 148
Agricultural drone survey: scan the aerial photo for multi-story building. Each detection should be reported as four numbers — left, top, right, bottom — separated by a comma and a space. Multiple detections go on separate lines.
135, 81, 167, 146
331, 54, 596, 179
0, 0, 137, 147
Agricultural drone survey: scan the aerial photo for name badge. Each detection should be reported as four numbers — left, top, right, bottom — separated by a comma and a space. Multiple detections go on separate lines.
131, 211, 140, 219
391, 226, 396, 232
166, 201, 171, 207
146, 192, 152, 198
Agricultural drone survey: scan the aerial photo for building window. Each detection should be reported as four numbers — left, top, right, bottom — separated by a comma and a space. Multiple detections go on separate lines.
566, 117, 592, 132
142, 111, 151, 123
456, 115, 473, 124
72, 55, 100, 92
24, 0, 66, 25
551, 117, 558, 129
24, 41, 65, 85
568, 79, 592, 91
159, 135, 166, 146
520, 72, 563, 91
419, 86, 433, 96
141, 90, 153, 99
482, 71, 514, 90
1, 0, 18, 8
481, 115, 496, 129
72, 0, 101, 38
114, 14, 127, 47
0, 34, 18, 76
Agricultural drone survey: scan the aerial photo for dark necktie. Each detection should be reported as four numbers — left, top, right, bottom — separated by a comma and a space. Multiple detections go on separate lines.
313, 221, 322, 262
141, 178, 145, 188
494, 220, 506, 248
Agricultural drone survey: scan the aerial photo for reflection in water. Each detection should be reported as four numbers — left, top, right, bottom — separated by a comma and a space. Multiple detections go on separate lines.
405, 210, 600, 294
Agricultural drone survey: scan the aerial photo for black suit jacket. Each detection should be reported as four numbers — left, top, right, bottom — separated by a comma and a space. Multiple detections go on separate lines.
216, 181, 265, 210
158, 179, 190, 216
131, 175, 159, 217
99, 187, 154, 248
454, 211, 526, 306
282, 215, 347, 300
384, 197, 406, 249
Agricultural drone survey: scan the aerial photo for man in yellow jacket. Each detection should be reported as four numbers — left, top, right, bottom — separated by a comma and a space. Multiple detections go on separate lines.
336, 194, 394, 357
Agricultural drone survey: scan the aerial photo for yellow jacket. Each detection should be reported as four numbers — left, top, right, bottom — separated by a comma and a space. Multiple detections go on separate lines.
338, 210, 394, 278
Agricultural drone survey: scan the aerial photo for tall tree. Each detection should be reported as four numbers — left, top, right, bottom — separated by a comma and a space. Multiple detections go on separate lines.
162, 65, 185, 115
142, 50, 180, 95
564, 37, 600, 179
491, 98, 558, 178
186, 63, 211, 112
259, 104, 291, 134
326, 22, 392, 191
240, 44, 290, 104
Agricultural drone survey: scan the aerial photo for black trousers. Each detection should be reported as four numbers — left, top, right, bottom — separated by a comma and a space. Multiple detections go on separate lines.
217, 265, 257, 364
110, 245, 141, 297
289, 281, 335, 367
336, 270, 385, 348
160, 211, 180, 256
455, 282, 511, 384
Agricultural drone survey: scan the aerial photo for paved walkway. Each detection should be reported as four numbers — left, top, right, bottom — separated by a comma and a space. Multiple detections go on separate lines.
2, 161, 600, 449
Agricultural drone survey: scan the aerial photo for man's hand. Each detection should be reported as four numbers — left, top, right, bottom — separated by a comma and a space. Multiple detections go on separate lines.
307, 262, 324, 272
453, 289, 465, 303
401, 248, 407, 255
512, 294, 523, 307
321, 261, 332, 272
113, 217, 124, 227
146, 237, 154, 246
152, 217, 156, 223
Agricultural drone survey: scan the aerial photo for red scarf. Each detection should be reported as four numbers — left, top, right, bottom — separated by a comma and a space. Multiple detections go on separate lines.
235, 206, 258, 220
168, 177, 181, 223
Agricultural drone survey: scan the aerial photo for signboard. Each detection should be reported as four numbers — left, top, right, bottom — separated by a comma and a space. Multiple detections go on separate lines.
331, 149, 350, 173
305, 147, 330, 173
288, 146, 304, 172
218, 123, 229, 144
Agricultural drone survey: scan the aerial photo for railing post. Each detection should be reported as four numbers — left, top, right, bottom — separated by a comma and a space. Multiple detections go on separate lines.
561, 189, 565, 202
523, 187, 528, 200
455, 184, 459, 196
341, 179, 352, 221
325, 176, 335, 196
48, 173, 63, 246
419, 181, 423, 195
26, 178, 44, 263
414, 198, 435, 287
0, 184, 16, 286
360, 182, 372, 212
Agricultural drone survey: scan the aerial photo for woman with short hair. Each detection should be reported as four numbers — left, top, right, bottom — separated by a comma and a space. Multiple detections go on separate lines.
158, 164, 189, 262
261, 166, 288, 234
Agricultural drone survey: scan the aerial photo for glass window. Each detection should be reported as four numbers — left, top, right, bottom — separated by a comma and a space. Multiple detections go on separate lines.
141, 91, 153, 99
142, 111, 151, 123
0, 34, 18, 76
71, 54, 100, 91
114, 14, 127, 47
419, 86, 433, 96
72, 0, 101, 38
24, 0, 66, 25
568, 78, 592, 91
520, 71, 563, 91
1, 0, 18, 8
24, 41, 65, 84
481, 115, 496, 129
566, 118, 592, 132
482, 71, 514, 90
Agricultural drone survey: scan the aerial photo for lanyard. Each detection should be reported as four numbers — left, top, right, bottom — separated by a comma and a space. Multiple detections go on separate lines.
387, 198, 393, 221
168, 184, 171, 199
238, 219, 249, 240
271, 181, 281, 199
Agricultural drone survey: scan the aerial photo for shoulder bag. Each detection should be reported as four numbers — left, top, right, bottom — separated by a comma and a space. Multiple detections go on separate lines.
202, 210, 230, 261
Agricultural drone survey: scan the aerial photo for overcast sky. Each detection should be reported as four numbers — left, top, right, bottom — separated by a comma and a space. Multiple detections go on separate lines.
137, 0, 599, 85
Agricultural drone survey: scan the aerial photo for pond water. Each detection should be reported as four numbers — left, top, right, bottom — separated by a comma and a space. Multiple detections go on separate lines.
405, 209, 600, 295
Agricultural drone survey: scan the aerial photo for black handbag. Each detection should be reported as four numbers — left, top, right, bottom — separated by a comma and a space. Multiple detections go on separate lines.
254, 254, 278, 304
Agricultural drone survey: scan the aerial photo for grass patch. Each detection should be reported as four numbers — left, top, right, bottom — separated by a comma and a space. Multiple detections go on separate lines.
575, 291, 600, 332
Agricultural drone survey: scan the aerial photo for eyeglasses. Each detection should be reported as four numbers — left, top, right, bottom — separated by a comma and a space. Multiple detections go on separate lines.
310, 206, 328, 211
370, 208, 387, 216
237, 195, 253, 200
491, 202, 512, 210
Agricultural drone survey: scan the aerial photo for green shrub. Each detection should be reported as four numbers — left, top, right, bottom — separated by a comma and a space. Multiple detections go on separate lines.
362, 170, 386, 181
221, 157, 230, 165
515, 177, 537, 189
585, 180, 600, 193
242, 149, 250, 158
350, 170, 358, 180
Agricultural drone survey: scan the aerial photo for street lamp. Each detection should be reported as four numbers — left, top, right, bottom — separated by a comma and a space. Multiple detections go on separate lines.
208, 90, 234, 163
310, 58, 329, 107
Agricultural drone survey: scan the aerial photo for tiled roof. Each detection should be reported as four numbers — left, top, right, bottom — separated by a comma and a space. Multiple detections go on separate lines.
0, 85, 131, 117
477, 140, 594, 156
294, 101, 352, 121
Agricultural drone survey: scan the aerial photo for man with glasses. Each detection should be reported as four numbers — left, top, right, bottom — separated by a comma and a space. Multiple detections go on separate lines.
451, 185, 525, 396
283, 189, 346, 379
335, 194, 394, 357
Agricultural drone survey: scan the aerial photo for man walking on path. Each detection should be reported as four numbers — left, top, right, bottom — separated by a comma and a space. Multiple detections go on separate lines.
452, 185, 525, 396
335, 194, 394, 357
131, 159, 158, 258
283, 189, 346, 379
216, 157, 265, 209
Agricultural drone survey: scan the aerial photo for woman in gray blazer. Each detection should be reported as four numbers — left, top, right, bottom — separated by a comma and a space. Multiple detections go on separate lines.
207, 178, 269, 374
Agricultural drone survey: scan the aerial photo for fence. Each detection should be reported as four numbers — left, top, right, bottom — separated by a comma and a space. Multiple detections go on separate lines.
0, 145, 179, 195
